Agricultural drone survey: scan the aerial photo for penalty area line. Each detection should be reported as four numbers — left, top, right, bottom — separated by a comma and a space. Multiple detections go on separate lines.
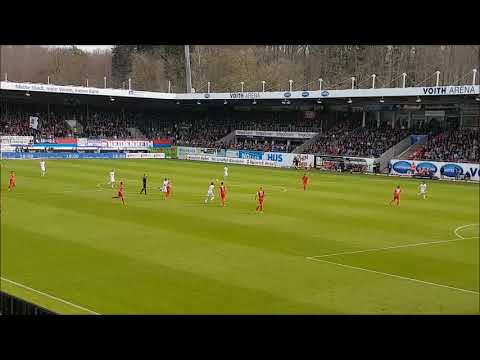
0, 277, 100, 315
309, 237, 476, 259
454, 223, 480, 240
305, 257, 479, 295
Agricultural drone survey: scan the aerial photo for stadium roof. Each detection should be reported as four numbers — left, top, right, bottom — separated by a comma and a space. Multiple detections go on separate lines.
2, 81, 479, 101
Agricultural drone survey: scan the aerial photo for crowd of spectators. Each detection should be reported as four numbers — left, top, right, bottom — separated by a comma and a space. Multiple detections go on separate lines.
80, 111, 138, 139
410, 129, 479, 163
304, 122, 411, 158
2, 104, 477, 161
227, 139, 294, 153
0, 110, 71, 139
135, 111, 320, 151
0, 105, 139, 140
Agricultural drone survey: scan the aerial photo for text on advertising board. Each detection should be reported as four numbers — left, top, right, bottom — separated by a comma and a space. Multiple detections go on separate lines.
422, 85, 476, 95
229, 92, 260, 99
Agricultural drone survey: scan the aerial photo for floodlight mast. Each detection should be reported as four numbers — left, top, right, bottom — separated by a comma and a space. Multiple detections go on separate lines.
184, 45, 193, 93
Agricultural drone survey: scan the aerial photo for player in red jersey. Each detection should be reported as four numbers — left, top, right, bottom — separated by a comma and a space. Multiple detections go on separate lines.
255, 186, 265, 212
302, 173, 309, 191
112, 181, 125, 205
410, 162, 416, 175
219, 182, 227, 207
166, 179, 172, 198
8, 171, 16, 192
389, 185, 402, 206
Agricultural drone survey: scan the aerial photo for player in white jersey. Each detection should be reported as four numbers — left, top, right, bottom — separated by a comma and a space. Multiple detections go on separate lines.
39, 160, 46, 176
223, 166, 229, 179
109, 169, 116, 188
161, 178, 169, 199
417, 181, 428, 199
205, 182, 215, 204
161, 178, 169, 192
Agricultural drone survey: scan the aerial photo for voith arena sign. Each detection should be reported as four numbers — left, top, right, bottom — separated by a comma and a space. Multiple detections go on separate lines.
229, 92, 260, 99
422, 85, 477, 95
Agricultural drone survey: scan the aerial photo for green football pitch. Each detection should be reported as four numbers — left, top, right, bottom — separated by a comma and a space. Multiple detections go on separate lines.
1, 159, 478, 314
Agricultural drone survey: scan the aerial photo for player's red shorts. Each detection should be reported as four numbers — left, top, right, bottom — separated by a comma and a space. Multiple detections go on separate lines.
394, 195, 400, 200
118, 191, 124, 197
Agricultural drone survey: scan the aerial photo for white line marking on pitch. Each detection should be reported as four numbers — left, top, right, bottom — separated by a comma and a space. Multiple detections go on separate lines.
0, 277, 100, 315
305, 258, 479, 295
309, 237, 476, 259
454, 224, 479, 240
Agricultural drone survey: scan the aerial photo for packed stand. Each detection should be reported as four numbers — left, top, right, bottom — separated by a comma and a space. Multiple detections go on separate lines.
79, 110, 139, 139
411, 129, 479, 163
228, 139, 294, 152
305, 121, 412, 158
136, 110, 323, 151
0, 109, 71, 139
3, 104, 327, 153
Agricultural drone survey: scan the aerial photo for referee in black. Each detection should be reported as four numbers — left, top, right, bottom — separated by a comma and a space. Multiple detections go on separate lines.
140, 173, 147, 195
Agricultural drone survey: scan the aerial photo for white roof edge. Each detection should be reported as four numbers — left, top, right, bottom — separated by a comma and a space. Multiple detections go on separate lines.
1, 81, 478, 100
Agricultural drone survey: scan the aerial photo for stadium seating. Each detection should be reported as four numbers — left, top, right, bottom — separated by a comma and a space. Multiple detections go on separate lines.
0, 108, 71, 138
304, 122, 412, 158
410, 129, 479, 163
2, 104, 477, 161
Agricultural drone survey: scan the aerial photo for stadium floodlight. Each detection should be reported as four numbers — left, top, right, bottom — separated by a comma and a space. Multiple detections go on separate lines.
185, 45, 192, 93
416, 96, 421, 103
379, 97, 385, 103
25, 91, 31, 97
347, 98, 352, 104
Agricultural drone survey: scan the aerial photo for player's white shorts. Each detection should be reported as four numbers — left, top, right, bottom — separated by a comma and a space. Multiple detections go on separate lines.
41, 167, 46, 172
162, 186, 168, 193
110, 178, 115, 183
207, 191, 215, 200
